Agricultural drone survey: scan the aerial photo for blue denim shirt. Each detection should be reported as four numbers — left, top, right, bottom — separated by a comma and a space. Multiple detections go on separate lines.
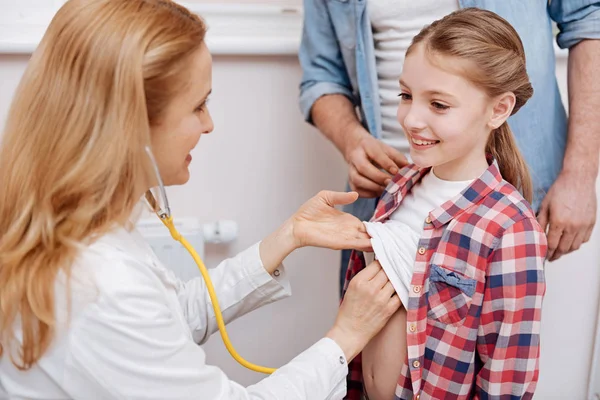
299, 0, 600, 218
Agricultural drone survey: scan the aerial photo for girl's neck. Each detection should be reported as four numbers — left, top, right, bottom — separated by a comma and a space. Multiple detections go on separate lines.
432, 154, 488, 182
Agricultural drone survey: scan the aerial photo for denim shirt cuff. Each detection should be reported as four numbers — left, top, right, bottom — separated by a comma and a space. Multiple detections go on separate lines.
299, 82, 355, 124
557, 8, 600, 49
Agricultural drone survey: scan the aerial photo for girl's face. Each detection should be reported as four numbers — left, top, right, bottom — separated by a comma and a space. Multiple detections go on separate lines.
397, 44, 515, 180
150, 43, 214, 186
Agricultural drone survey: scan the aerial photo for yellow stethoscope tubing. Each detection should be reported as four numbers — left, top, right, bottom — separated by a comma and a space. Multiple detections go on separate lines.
144, 146, 276, 375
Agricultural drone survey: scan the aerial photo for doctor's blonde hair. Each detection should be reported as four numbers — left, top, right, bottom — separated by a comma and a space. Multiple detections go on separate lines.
0, 0, 206, 369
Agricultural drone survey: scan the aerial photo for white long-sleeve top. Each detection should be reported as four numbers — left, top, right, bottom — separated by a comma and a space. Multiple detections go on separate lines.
363, 170, 473, 306
0, 226, 348, 399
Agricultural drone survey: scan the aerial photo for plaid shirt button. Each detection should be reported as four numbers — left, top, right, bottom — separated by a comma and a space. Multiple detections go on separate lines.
412, 360, 421, 368
418, 247, 426, 255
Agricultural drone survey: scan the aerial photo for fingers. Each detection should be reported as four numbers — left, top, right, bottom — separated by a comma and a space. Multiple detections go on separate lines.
381, 280, 396, 299
344, 237, 373, 252
546, 223, 562, 261
366, 148, 400, 177
349, 168, 385, 198
353, 262, 396, 308
320, 190, 359, 207
383, 146, 409, 169
542, 200, 595, 261
360, 260, 383, 280
337, 213, 368, 234
350, 136, 401, 177
343, 220, 372, 251
570, 230, 587, 254
537, 202, 549, 234
583, 226, 594, 244
351, 186, 381, 199
386, 293, 402, 314
550, 229, 575, 261
370, 263, 389, 288
310, 232, 372, 252
351, 161, 391, 188
550, 223, 594, 261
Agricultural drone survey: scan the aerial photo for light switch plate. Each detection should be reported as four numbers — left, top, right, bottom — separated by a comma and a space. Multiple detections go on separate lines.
136, 217, 205, 282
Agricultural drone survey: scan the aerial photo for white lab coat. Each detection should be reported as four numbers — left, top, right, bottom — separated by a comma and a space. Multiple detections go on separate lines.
0, 226, 348, 399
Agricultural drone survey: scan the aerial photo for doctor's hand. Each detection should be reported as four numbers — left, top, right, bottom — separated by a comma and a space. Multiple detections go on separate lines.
327, 261, 400, 362
259, 191, 371, 275
290, 190, 372, 252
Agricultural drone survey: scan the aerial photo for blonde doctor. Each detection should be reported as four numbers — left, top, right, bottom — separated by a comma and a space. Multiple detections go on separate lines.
0, 0, 400, 399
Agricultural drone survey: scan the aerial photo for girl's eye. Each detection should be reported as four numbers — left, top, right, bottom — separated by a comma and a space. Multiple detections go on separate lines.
398, 93, 412, 101
432, 102, 449, 110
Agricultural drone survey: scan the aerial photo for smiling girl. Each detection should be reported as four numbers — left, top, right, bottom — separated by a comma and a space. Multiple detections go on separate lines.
341, 8, 547, 400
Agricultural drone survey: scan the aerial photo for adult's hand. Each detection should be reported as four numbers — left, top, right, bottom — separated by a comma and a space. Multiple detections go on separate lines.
259, 191, 372, 274
343, 126, 408, 198
538, 170, 597, 261
326, 261, 400, 362
290, 190, 373, 252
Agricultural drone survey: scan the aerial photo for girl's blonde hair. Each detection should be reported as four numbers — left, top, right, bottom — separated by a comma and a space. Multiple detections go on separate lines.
0, 0, 206, 370
407, 8, 534, 202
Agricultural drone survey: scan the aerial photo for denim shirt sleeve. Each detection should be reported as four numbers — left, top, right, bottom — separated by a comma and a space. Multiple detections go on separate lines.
298, 0, 356, 124
548, 0, 600, 48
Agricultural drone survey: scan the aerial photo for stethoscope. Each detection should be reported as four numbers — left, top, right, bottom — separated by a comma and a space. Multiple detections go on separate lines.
144, 146, 275, 374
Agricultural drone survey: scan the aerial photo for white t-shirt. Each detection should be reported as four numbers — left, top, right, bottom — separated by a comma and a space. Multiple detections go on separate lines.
364, 170, 473, 306
367, 0, 459, 152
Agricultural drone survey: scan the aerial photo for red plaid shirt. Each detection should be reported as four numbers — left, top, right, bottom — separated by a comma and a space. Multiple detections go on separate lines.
342, 158, 547, 400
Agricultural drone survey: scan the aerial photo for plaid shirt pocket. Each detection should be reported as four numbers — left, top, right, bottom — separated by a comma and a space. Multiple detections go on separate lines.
426, 264, 477, 325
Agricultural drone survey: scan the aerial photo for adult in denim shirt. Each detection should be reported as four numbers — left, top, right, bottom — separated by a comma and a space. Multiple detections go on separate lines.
299, 0, 600, 295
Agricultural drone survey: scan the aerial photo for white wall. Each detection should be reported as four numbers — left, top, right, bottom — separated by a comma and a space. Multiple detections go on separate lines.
0, 51, 598, 398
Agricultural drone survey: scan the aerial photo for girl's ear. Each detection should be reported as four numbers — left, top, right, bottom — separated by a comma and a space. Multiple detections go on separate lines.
488, 92, 516, 129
